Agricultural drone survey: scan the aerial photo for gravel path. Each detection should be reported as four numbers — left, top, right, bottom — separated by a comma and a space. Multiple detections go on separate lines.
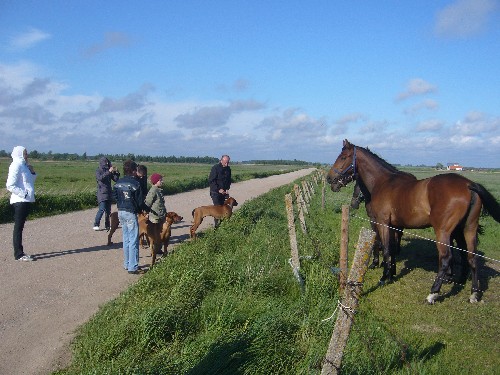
0, 168, 315, 375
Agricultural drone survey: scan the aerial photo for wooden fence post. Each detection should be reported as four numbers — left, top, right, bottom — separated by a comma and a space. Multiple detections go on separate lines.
301, 180, 311, 204
322, 176, 326, 210
321, 227, 376, 375
285, 193, 302, 286
295, 184, 308, 215
339, 205, 349, 293
294, 185, 308, 232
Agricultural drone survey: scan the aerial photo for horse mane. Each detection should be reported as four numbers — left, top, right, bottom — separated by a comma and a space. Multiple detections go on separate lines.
356, 146, 404, 176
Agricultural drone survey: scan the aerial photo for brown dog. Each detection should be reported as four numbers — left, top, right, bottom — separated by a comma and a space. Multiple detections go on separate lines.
108, 212, 149, 247
159, 211, 183, 255
107, 211, 120, 246
190, 197, 238, 238
107, 212, 183, 266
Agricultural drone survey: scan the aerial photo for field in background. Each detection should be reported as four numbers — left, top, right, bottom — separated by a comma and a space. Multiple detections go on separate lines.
0, 159, 303, 223
0, 158, 302, 197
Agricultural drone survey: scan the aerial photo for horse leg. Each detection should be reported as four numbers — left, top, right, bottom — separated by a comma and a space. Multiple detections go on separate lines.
377, 224, 393, 285
464, 194, 482, 303
464, 228, 480, 303
389, 229, 399, 277
427, 235, 452, 304
369, 222, 382, 269
370, 239, 382, 269
449, 228, 468, 284
394, 229, 402, 256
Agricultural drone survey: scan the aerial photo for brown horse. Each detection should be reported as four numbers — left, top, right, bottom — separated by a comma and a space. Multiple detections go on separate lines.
327, 139, 500, 303
350, 179, 402, 271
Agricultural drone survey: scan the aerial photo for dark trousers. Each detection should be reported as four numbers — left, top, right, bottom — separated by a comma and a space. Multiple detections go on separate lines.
13, 202, 31, 260
94, 200, 112, 228
210, 192, 226, 206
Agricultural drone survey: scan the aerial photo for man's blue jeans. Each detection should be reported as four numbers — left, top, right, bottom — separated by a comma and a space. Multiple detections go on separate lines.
118, 210, 139, 272
94, 200, 111, 228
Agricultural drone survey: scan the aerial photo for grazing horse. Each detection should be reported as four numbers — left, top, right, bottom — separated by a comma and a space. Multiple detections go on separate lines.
327, 139, 500, 303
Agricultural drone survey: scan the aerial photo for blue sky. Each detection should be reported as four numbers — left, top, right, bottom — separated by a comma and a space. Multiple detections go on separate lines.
1, 1, 499, 167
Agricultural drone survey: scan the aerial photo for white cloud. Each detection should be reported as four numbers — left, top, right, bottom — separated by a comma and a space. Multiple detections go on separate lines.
334, 112, 367, 125
9, 28, 51, 50
434, 0, 498, 38
1, 60, 499, 166
404, 99, 439, 115
82, 32, 132, 58
451, 111, 499, 136
416, 119, 444, 132
396, 78, 437, 101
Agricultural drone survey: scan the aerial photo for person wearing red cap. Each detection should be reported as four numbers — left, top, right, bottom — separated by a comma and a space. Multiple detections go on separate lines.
145, 173, 167, 255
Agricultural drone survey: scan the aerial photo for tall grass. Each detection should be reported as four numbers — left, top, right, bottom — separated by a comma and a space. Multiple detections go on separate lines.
56, 170, 500, 374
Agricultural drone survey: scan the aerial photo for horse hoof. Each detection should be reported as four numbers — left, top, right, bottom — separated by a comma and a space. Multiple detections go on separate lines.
426, 293, 439, 304
469, 292, 479, 303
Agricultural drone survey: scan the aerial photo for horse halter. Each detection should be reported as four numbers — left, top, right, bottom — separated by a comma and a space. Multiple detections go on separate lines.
332, 146, 357, 186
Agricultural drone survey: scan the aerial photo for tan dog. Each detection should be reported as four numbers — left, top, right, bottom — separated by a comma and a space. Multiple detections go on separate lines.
108, 212, 150, 247
108, 212, 183, 266
190, 197, 238, 238
159, 211, 183, 255
107, 212, 120, 246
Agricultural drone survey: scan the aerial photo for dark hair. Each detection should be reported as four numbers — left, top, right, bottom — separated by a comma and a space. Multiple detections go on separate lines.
123, 159, 137, 176
137, 164, 148, 175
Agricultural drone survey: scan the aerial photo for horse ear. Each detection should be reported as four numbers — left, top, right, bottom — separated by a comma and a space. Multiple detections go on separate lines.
343, 139, 351, 148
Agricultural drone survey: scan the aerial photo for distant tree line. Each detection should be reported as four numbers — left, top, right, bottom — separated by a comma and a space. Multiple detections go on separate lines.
0, 150, 316, 166
0, 149, 219, 164
241, 159, 315, 166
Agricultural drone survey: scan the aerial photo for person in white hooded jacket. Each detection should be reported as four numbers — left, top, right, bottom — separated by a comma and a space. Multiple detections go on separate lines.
6, 146, 37, 261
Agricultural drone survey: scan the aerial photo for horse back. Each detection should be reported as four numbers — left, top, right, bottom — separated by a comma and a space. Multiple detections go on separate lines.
369, 175, 427, 227
371, 173, 473, 229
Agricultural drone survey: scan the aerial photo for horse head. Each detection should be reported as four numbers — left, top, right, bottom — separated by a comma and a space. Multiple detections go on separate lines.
326, 139, 357, 192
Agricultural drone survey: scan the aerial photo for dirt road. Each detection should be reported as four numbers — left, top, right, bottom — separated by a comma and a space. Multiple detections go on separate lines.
0, 168, 315, 375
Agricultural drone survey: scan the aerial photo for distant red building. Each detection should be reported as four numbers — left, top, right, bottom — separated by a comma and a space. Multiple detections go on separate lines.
447, 163, 463, 171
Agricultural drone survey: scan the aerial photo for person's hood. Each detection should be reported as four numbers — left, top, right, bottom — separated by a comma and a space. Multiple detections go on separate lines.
99, 157, 111, 169
11, 146, 26, 163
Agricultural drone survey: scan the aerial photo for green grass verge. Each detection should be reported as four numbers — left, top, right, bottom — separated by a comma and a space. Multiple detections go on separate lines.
55, 170, 500, 374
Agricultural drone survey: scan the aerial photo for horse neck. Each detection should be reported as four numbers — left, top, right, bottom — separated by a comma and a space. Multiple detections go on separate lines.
356, 149, 393, 193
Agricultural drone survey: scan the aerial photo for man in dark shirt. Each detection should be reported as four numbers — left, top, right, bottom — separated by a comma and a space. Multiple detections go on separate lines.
113, 159, 143, 274
208, 154, 232, 227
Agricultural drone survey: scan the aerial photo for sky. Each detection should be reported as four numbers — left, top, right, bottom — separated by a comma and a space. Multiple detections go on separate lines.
0, 1, 499, 167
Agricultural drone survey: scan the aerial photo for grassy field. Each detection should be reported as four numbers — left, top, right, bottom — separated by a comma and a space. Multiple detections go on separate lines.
0, 159, 303, 223
0, 158, 302, 197
55, 168, 499, 374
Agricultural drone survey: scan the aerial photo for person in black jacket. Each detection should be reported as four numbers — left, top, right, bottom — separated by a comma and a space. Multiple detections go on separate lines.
208, 154, 231, 227
112, 159, 143, 274
93, 157, 120, 231
136, 164, 148, 197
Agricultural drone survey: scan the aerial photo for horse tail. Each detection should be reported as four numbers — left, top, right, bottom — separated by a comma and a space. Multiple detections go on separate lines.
469, 182, 500, 223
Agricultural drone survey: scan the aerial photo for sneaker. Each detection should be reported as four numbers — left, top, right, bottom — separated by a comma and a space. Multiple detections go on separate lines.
93, 226, 100, 231
128, 270, 139, 274
105, 227, 110, 232
17, 254, 34, 261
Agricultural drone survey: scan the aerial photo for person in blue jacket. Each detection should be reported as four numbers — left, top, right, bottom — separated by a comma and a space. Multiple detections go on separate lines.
93, 157, 120, 231
112, 159, 144, 274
